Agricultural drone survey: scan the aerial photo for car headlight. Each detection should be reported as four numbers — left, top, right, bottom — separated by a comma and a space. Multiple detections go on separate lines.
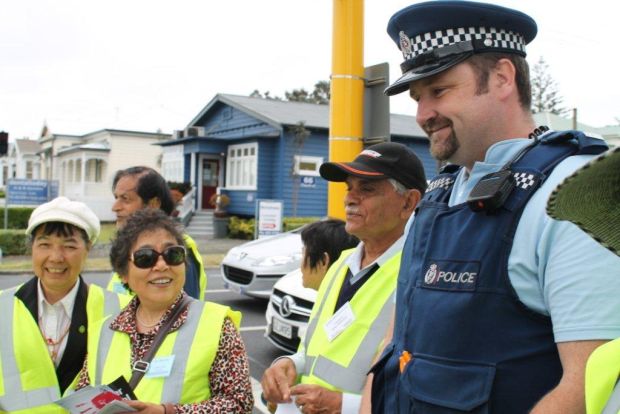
256, 253, 301, 267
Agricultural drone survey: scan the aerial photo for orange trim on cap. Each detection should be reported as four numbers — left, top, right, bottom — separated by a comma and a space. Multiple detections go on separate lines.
338, 163, 385, 176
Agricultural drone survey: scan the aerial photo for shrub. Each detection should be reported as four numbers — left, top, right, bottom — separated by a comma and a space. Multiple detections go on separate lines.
0, 207, 35, 229
228, 216, 255, 240
227, 216, 321, 239
0, 230, 29, 255
283, 217, 321, 232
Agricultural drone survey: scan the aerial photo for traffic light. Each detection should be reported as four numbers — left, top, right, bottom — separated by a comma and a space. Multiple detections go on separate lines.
0, 132, 8, 155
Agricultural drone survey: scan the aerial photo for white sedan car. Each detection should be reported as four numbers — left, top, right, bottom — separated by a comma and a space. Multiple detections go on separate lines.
265, 268, 316, 353
221, 228, 304, 299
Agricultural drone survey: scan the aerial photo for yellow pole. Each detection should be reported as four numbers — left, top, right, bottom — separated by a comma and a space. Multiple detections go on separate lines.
328, 0, 364, 219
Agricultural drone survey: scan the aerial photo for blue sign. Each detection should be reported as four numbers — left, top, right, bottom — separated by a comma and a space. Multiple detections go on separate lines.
7, 179, 59, 206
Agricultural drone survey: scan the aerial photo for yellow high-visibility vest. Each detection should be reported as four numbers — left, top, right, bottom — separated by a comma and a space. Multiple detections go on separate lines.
107, 234, 207, 300
0, 283, 127, 413
87, 299, 240, 404
586, 338, 620, 414
300, 249, 400, 394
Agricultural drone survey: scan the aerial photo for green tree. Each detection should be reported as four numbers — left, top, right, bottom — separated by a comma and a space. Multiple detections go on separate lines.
250, 80, 330, 104
531, 57, 567, 116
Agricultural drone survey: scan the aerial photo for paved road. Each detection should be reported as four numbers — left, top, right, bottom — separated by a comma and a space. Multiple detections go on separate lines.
0, 268, 288, 414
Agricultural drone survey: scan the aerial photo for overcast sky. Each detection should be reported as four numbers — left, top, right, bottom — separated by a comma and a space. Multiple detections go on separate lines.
1, 0, 618, 140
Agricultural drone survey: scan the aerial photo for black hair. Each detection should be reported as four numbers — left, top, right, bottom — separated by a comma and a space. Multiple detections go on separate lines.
29, 221, 90, 247
109, 208, 185, 278
301, 219, 359, 270
112, 166, 175, 215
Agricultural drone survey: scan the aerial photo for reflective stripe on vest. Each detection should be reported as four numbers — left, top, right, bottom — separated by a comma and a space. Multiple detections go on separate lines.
586, 339, 620, 414
91, 300, 239, 404
301, 250, 399, 393
0, 287, 60, 411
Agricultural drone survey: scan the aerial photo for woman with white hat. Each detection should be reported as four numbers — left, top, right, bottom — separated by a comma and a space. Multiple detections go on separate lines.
547, 147, 620, 413
0, 196, 129, 413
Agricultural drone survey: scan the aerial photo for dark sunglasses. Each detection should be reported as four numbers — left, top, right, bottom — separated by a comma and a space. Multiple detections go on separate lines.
130, 245, 186, 269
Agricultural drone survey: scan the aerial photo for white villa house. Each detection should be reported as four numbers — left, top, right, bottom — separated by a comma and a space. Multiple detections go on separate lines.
0, 128, 170, 220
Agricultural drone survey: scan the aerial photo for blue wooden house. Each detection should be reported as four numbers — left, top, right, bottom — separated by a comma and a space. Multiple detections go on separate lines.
159, 94, 434, 217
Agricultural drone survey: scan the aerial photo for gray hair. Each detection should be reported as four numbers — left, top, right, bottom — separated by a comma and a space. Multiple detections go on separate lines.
388, 178, 408, 195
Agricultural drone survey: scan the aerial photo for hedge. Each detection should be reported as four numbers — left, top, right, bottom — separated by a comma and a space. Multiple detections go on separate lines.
0, 230, 29, 255
0, 207, 35, 229
227, 216, 321, 240
0, 207, 46, 255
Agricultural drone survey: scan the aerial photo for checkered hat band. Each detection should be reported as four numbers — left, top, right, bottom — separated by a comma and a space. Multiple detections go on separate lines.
402, 27, 525, 60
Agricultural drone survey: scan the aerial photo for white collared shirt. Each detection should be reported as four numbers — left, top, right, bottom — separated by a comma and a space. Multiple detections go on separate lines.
37, 279, 80, 367
344, 235, 406, 285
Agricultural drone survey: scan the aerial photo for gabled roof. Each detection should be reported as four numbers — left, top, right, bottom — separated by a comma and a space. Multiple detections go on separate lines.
189, 94, 427, 139
15, 139, 41, 154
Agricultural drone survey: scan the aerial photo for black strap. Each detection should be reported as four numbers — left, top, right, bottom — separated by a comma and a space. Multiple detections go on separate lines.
128, 295, 192, 390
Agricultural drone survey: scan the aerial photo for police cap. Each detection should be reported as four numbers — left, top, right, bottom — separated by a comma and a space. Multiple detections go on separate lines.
385, 0, 537, 96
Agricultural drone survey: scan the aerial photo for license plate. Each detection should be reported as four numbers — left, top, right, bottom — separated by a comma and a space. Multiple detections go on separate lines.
228, 283, 243, 294
272, 317, 292, 339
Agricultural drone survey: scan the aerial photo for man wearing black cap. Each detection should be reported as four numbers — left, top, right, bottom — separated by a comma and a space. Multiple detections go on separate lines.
365, 1, 620, 413
261, 142, 426, 414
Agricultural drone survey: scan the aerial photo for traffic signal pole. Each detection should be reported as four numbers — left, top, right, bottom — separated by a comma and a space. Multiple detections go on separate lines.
328, 0, 364, 219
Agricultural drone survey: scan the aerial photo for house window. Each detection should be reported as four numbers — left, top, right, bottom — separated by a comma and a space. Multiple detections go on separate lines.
161, 145, 184, 182
25, 161, 33, 179
75, 159, 82, 182
293, 155, 323, 177
226, 143, 257, 189
85, 159, 106, 182
67, 161, 74, 182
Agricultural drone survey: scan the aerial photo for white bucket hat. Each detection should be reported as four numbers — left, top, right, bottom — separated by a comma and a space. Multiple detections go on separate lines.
26, 196, 100, 243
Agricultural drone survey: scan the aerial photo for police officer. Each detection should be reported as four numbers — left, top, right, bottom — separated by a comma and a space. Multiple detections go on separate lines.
0, 197, 128, 413
107, 166, 207, 300
547, 147, 620, 414
365, 1, 620, 413
261, 142, 426, 414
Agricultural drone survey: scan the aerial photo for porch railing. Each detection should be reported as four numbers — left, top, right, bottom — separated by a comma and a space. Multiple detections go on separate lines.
176, 186, 196, 226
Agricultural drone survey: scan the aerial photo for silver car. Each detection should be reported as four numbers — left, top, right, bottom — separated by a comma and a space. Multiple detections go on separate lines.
221, 227, 304, 298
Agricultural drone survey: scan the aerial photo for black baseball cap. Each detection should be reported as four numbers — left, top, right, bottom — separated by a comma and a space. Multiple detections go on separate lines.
319, 142, 427, 193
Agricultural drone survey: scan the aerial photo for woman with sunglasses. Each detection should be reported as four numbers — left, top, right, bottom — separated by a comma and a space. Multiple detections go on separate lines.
76, 208, 253, 413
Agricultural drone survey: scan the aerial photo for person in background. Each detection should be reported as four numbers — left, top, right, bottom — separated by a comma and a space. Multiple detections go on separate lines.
366, 2, 620, 413
0, 196, 127, 413
300, 219, 359, 290
79, 208, 253, 413
546, 147, 620, 414
106, 166, 206, 300
261, 142, 426, 414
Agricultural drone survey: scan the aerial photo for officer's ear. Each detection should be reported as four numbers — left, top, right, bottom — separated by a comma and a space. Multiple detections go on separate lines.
147, 197, 161, 209
491, 58, 517, 101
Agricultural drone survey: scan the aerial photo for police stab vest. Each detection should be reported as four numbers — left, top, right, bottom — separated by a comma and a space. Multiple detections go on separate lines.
88, 299, 240, 404
371, 131, 608, 413
107, 234, 207, 300
301, 248, 399, 394
0, 283, 126, 413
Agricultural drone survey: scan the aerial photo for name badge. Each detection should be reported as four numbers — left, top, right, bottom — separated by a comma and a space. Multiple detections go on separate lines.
323, 302, 355, 342
145, 355, 175, 378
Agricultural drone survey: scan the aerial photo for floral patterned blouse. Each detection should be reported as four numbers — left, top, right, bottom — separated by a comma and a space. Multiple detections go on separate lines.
77, 293, 253, 413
